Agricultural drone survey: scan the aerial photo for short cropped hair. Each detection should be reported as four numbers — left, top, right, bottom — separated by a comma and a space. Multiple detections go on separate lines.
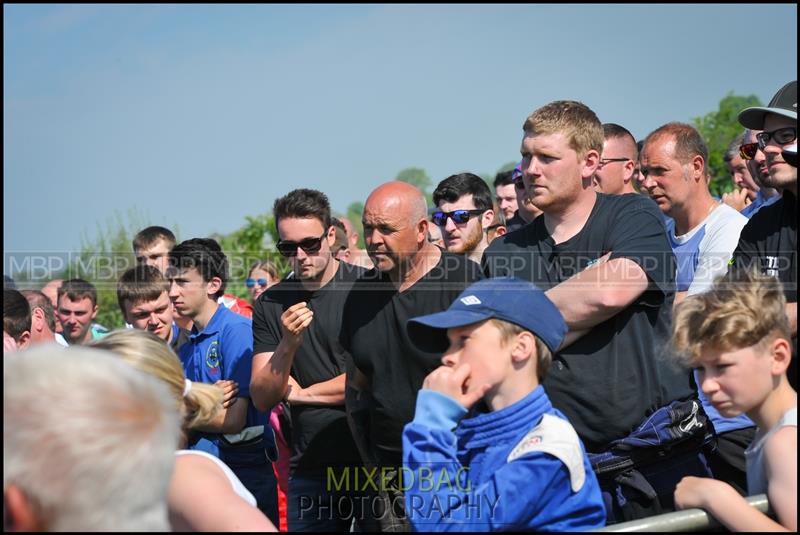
523, 100, 604, 158
489, 318, 552, 382
493, 170, 514, 188
91, 329, 223, 432
132, 226, 176, 253
273, 189, 332, 230
433, 173, 493, 211
603, 123, 639, 161
168, 238, 228, 299
671, 269, 791, 367
4, 346, 179, 530
724, 132, 747, 164
117, 264, 170, 315
21, 290, 57, 332
4, 289, 31, 340
57, 278, 97, 307
644, 122, 710, 177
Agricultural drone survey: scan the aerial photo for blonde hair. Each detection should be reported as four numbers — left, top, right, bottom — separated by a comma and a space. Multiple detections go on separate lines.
489, 318, 552, 381
91, 329, 222, 431
672, 269, 790, 367
523, 100, 604, 158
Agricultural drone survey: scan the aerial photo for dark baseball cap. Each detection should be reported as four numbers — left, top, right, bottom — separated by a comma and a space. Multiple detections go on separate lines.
407, 277, 567, 354
738, 81, 797, 130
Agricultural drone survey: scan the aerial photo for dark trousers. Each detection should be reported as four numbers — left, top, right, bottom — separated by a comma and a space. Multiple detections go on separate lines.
219, 437, 280, 527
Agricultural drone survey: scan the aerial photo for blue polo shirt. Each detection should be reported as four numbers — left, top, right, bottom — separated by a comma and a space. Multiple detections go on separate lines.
178, 304, 269, 456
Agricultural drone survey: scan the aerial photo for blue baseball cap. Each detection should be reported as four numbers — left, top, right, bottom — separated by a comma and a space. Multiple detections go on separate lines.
407, 277, 567, 354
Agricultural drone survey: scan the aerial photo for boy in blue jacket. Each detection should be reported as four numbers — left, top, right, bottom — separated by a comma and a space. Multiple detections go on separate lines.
403, 277, 606, 531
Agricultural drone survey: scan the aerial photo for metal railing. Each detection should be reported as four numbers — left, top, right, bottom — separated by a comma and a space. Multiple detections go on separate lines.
593, 494, 771, 532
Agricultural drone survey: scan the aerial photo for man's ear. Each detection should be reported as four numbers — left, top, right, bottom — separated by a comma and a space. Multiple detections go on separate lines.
30, 307, 46, 333
206, 277, 223, 298
5, 484, 44, 531
90, 305, 98, 321
480, 209, 495, 231
325, 225, 336, 247
17, 331, 31, 349
581, 149, 601, 180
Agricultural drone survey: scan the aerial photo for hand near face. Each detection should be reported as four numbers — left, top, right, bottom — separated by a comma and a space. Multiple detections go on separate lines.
721, 188, 751, 212
215, 379, 239, 408
280, 302, 313, 348
422, 363, 490, 409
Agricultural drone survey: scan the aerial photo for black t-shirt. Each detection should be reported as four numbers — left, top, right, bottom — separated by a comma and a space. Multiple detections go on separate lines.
731, 191, 797, 388
253, 261, 366, 473
340, 251, 484, 466
482, 192, 694, 452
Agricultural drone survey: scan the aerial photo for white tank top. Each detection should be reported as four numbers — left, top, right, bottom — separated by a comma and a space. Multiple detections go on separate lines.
744, 406, 797, 495
175, 450, 257, 506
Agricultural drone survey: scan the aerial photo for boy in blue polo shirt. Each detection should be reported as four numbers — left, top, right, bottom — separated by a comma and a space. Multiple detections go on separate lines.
403, 277, 606, 531
168, 238, 278, 525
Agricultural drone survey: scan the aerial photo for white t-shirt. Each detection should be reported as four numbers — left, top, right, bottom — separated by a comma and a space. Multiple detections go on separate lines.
666, 203, 747, 295
175, 449, 256, 506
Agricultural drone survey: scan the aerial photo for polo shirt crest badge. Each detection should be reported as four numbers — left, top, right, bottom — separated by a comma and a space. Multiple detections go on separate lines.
205, 341, 221, 372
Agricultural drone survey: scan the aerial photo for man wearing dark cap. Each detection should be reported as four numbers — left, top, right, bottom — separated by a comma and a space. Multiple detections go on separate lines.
730, 80, 797, 388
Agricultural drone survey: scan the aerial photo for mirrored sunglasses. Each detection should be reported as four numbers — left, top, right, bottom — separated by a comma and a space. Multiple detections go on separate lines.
431, 209, 485, 226
739, 142, 758, 160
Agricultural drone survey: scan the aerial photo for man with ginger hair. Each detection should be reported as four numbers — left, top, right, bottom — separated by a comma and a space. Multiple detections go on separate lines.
340, 181, 483, 529
483, 100, 705, 522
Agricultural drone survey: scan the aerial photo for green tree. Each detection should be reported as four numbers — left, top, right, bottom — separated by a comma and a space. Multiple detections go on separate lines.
345, 201, 365, 249
70, 208, 153, 330
217, 214, 289, 300
691, 92, 762, 197
395, 167, 434, 206
496, 161, 518, 174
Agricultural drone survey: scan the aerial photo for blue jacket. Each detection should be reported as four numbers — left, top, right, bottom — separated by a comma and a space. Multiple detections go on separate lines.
403, 386, 606, 531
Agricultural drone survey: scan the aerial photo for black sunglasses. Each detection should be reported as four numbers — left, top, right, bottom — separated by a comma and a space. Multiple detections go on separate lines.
276, 230, 328, 258
598, 157, 630, 167
756, 127, 796, 150
431, 209, 485, 226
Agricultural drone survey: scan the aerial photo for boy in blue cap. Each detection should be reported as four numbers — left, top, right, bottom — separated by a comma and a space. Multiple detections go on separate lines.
402, 277, 606, 531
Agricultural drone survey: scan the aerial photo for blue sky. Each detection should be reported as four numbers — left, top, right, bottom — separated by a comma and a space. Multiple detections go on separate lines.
4, 4, 797, 268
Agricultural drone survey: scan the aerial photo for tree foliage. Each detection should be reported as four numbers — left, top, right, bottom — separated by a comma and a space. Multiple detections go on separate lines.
216, 214, 289, 300
73, 209, 152, 330
691, 92, 762, 197
396, 167, 434, 207
345, 201, 366, 249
